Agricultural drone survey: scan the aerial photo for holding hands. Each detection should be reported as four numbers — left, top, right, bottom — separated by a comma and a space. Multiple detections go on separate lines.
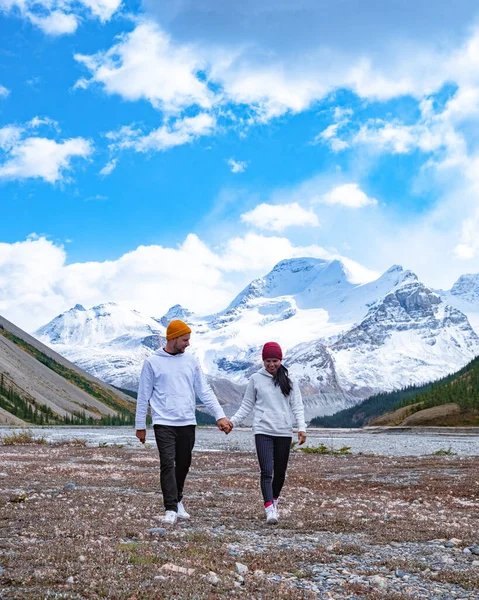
217, 417, 234, 434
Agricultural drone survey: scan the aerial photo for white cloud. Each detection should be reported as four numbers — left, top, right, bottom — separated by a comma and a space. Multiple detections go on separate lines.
0, 122, 92, 183
218, 232, 331, 273
454, 207, 479, 260
107, 113, 216, 153
99, 158, 117, 175
0, 235, 68, 330
0, 84, 10, 97
0, 125, 22, 151
78, 0, 122, 22
75, 21, 214, 113
314, 106, 352, 151
0, 0, 122, 34
27, 10, 78, 35
320, 184, 377, 208
28, 116, 60, 131
68, 8, 479, 141
241, 202, 320, 231
0, 233, 358, 331
228, 158, 247, 173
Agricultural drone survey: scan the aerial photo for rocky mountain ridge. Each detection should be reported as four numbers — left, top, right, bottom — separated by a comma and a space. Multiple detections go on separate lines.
33, 259, 479, 419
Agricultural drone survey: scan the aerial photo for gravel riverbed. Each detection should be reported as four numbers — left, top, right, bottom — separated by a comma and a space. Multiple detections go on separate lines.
0, 434, 478, 599
0, 425, 477, 456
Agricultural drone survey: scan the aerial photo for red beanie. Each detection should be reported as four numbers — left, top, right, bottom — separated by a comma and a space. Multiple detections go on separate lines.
262, 341, 283, 361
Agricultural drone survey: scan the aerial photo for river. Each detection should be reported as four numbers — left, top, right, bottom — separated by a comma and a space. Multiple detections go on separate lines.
1, 426, 478, 456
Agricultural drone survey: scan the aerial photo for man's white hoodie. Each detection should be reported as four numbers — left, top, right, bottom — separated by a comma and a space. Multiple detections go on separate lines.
230, 368, 306, 437
135, 349, 226, 429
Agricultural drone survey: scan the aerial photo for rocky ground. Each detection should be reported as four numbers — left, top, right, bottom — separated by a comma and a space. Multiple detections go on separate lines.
0, 439, 478, 599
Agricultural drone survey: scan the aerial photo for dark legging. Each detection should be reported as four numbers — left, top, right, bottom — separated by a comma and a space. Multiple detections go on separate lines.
255, 434, 292, 504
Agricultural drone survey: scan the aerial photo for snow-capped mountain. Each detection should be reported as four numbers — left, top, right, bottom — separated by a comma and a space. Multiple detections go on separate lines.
33, 259, 479, 418
158, 304, 194, 328
330, 280, 479, 398
35, 303, 166, 391
36, 302, 162, 346
439, 274, 479, 333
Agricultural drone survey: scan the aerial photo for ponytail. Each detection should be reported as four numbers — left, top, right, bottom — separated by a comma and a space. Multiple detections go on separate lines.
273, 364, 292, 397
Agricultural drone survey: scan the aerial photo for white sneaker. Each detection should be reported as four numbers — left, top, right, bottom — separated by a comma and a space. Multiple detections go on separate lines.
162, 510, 177, 525
177, 501, 190, 520
273, 499, 279, 514
265, 506, 278, 525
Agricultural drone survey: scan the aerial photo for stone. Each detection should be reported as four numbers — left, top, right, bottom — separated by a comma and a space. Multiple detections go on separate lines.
212, 525, 225, 534
472, 561, 479, 567
66, 576, 74, 584
469, 545, 479, 556
63, 483, 76, 491
147, 527, 167, 536
327, 541, 341, 552
395, 569, 406, 578
370, 575, 388, 589
206, 571, 219, 585
235, 562, 248, 575
79, 555, 86, 562
449, 538, 462, 545
160, 563, 195, 576
442, 556, 454, 565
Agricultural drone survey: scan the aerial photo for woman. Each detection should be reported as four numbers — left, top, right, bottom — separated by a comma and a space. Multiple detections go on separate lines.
230, 342, 307, 524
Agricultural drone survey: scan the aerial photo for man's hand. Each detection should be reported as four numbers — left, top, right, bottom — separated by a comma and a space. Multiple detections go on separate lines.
217, 417, 233, 434
298, 431, 306, 445
136, 429, 146, 444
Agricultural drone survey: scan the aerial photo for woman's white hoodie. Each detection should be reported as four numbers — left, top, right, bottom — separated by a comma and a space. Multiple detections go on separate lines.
230, 368, 306, 437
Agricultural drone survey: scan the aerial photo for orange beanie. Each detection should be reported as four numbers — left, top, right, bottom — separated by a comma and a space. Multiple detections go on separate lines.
166, 319, 192, 341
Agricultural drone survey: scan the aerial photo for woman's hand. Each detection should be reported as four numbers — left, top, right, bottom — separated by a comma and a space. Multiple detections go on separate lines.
298, 431, 306, 445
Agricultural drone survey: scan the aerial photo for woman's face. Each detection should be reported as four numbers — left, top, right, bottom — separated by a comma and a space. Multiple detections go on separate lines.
264, 358, 281, 375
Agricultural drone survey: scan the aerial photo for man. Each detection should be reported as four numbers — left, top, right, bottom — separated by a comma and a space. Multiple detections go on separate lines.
135, 319, 232, 525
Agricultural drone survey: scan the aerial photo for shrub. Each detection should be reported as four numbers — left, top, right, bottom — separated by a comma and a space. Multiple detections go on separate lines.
2, 429, 46, 445
300, 443, 352, 455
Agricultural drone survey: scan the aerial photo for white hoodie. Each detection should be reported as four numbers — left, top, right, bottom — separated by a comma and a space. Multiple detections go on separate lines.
135, 349, 226, 429
230, 368, 306, 437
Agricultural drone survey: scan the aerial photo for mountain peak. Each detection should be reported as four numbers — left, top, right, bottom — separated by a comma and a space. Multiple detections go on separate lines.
450, 273, 479, 302
386, 264, 404, 274
71, 304, 86, 312
270, 257, 328, 274
158, 304, 193, 327
382, 265, 418, 285
92, 302, 118, 311
35, 302, 161, 347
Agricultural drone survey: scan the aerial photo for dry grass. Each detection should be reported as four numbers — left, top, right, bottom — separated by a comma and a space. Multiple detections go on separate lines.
1, 429, 46, 445
0, 444, 478, 599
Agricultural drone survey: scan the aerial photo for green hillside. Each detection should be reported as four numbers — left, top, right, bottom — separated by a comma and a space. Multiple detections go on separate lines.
393, 354, 479, 423
0, 322, 135, 426
310, 382, 435, 428
311, 355, 479, 428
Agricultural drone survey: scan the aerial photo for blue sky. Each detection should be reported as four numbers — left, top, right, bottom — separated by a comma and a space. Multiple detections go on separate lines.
2, 0, 479, 330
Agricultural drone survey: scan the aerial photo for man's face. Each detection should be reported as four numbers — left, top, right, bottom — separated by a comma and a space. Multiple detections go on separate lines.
264, 358, 281, 375
172, 333, 191, 353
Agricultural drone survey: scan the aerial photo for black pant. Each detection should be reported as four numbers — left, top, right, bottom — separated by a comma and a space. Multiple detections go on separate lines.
255, 434, 292, 504
153, 425, 196, 512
